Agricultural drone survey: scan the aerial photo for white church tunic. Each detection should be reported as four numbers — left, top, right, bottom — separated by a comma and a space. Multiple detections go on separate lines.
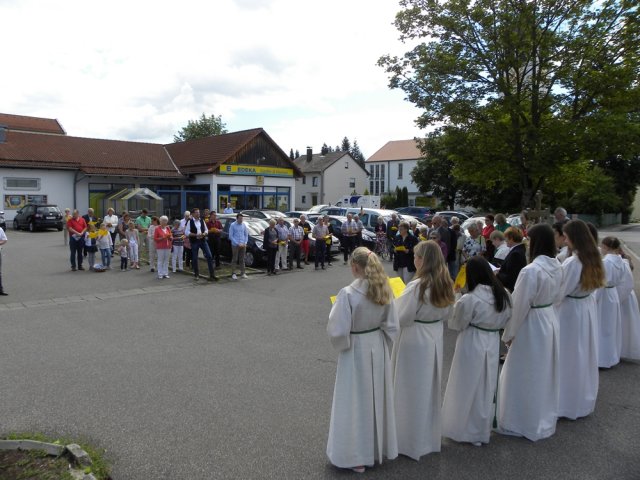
596, 254, 625, 368
391, 279, 453, 460
498, 255, 563, 441
556, 254, 599, 420
620, 258, 640, 360
442, 285, 511, 444
326, 279, 399, 468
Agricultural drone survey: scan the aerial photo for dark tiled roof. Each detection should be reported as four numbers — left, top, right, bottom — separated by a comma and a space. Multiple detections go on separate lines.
292, 151, 350, 173
0, 113, 66, 135
166, 128, 302, 176
0, 130, 183, 177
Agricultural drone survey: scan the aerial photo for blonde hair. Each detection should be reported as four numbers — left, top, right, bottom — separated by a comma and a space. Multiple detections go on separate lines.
414, 241, 455, 308
351, 247, 392, 305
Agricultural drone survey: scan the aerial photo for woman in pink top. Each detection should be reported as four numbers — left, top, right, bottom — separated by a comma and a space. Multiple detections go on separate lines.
154, 215, 173, 279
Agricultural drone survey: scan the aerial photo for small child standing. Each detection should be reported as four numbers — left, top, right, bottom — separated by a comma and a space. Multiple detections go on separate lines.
84, 224, 99, 270
119, 239, 129, 270
126, 221, 139, 269
171, 219, 185, 273
97, 223, 113, 269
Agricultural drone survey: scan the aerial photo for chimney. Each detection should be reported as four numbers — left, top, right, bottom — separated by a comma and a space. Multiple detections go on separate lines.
306, 147, 312, 162
0, 125, 6, 143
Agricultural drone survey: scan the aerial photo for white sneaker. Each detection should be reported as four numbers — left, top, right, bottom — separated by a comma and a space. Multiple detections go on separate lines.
241, 274, 248, 279
232, 273, 238, 280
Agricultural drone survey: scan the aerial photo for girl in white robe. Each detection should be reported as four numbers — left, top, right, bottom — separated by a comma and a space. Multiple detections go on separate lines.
609, 240, 640, 360
392, 240, 455, 460
498, 223, 563, 441
327, 247, 399, 473
556, 220, 605, 420
442, 256, 512, 446
596, 238, 626, 368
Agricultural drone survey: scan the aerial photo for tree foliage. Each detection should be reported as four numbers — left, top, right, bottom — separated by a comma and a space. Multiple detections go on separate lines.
379, 0, 640, 211
173, 113, 228, 142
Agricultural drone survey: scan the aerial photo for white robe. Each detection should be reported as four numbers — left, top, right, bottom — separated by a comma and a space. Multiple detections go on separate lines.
442, 285, 511, 444
326, 279, 399, 468
620, 259, 640, 360
595, 254, 624, 368
498, 255, 563, 441
556, 254, 599, 419
391, 279, 453, 460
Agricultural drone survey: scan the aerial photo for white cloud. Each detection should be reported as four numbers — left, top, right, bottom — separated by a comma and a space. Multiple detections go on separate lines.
0, 0, 425, 154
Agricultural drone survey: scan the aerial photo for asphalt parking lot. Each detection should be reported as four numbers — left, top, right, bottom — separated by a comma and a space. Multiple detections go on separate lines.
1, 228, 639, 479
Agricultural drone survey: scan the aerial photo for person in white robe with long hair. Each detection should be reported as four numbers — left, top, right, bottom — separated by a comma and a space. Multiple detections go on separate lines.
596, 237, 626, 368
442, 256, 512, 446
609, 240, 640, 360
392, 240, 455, 460
326, 247, 399, 474
556, 220, 605, 420
498, 223, 563, 441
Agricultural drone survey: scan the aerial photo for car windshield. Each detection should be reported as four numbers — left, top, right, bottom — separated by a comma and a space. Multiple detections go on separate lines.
37, 207, 60, 214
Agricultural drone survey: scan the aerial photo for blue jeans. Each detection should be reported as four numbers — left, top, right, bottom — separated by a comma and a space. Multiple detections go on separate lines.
100, 248, 111, 267
191, 239, 215, 278
69, 236, 85, 269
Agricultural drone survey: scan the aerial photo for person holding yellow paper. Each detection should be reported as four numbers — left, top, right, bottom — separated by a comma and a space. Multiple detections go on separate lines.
391, 240, 455, 461
312, 217, 329, 270
392, 222, 418, 284
326, 247, 399, 474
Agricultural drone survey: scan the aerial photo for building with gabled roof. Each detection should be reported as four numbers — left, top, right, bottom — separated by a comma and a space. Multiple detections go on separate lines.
0, 113, 300, 221
291, 148, 369, 209
366, 139, 429, 206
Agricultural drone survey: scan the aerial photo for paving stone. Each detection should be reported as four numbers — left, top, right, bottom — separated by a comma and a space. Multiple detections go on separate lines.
0, 439, 65, 456
66, 443, 92, 467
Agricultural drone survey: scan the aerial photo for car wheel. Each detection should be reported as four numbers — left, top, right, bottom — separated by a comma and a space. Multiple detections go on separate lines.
13, 220, 19, 230
244, 250, 255, 268
29, 221, 36, 232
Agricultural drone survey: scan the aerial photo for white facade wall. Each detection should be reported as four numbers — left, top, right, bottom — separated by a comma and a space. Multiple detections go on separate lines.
1, 168, 75, 221
294, 173, 321, 210
323, 159, 369, 205
367, 159, 421, 205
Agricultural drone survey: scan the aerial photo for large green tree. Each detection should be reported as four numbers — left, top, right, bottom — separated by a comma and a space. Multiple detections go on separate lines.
173, 113, 228, 142
379, 0, 640, 209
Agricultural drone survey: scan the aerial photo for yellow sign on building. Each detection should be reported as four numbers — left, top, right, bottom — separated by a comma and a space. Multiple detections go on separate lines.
219, 164, 293, 177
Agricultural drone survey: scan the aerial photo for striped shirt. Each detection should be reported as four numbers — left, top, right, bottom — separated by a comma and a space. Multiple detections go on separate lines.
289, 225, 304, 241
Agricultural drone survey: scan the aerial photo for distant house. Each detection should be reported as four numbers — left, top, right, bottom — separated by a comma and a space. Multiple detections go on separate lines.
292, 148, 369, 209
366, 139, 427, 206
0, 113, 301, 221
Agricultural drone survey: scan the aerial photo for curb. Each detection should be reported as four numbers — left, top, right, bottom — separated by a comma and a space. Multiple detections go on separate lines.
0, 439, 98, 479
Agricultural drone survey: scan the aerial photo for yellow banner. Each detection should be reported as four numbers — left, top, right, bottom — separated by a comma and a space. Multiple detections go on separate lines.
219, 164, 293, 177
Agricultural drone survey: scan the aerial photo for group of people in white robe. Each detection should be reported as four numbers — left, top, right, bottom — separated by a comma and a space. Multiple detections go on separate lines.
326, 219, 639, 474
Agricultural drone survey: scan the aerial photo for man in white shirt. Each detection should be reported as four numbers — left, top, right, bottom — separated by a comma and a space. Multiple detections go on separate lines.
0, 227, 7, 295
103, 208, 119, 255
223, 203, 234, 214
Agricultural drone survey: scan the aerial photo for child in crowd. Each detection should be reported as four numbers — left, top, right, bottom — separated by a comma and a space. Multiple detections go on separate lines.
327, 247, 398, 474
126, 221, 140, 269
596, 236, 626, 368
171, 219, 185, 273
84, 224, 98, 270
489, 230, 510, 267
392, 240, 454, 460
498, 223, 563, 440
442, 256, 511, 446
119, 239, 129, 270
97, 223, 113, 269
556, 220, 605, 420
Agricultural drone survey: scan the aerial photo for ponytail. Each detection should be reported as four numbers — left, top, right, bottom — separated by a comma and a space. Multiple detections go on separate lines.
352, 247, 392, 305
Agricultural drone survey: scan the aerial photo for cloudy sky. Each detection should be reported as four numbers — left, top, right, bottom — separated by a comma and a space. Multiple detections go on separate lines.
1, 0, 425, 158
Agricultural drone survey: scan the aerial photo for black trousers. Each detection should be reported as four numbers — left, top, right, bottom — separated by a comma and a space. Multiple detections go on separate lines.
208, 235, 221, 267
290, 242, 302, 267
342, 236, 355, 261
267, 247, 277, 273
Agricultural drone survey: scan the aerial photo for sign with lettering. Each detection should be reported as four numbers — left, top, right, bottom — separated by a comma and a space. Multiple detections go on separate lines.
219, 164, 293, 177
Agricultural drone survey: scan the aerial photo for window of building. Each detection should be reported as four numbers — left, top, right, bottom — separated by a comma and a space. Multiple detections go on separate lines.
381, 180, 385, 193
381, 165, 385, 178
375, 164, 379, 179
398, 163, 403, 179
312, 176, 319, 187
345, 160, 349, 169
349, 177, 356, 188
4, 177, 40, 190
301, 195, 306, 204
312, 194, 318, 205
369, 165, 374, 176
370, 181, 374, 194
302, 176, 306, 185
